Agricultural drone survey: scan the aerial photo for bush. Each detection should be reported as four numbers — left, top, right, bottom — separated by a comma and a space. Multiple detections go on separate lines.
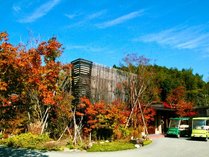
66, 140, 88, 150
0, 133, 51, 150
130, 137, 152, 146
143, 139, 152, 146
87, 141, 135, 152
43, 141, 65, 151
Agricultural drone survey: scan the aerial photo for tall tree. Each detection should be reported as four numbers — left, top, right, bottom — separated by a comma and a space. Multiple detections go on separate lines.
119, 54, 157, 135
0, 32, 72, 136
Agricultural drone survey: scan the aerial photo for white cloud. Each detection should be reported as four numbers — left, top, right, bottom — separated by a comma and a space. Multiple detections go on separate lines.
66, 10, 106, 28
65, 14, 78, 19
65, 12, 82, 19
18, 0, 61, 23
86, 10, 106, 20
97, 10, 144, 28
137, 25, 209, 53
12, 5, 21, 13
66, 44, 105, 53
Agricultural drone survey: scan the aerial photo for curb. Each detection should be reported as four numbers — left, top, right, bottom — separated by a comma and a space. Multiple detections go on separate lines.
148, 134, 165, 139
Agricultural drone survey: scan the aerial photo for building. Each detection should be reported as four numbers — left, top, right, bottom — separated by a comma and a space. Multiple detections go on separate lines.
70, 58, 209, 135
71, 58, 129, 104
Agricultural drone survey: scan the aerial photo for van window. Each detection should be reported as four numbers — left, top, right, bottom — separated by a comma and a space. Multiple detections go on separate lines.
205, 120, 209, 130
206, 120, 209, 126
181, 120, 188, 125
193, 120, 205, 129
180, 120, 189, 129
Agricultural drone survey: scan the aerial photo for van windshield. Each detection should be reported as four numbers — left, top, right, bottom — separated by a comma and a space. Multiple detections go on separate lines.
169, 119, 179, 128
193, 120, 206, 129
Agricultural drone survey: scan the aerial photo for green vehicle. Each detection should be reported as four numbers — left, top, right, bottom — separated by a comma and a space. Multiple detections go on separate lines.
191, 117, 209, 141
166, 117, 191, 138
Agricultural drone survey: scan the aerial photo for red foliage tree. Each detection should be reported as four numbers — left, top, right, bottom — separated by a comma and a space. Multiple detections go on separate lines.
164, 86, 196, 117
166, 86, 186, 107
0, 32, 72, 135
77, 98, 130, 139
176, 100, 196, 117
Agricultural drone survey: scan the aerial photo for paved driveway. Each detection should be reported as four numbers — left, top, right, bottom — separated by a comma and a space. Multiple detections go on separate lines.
1, 137, 209, 157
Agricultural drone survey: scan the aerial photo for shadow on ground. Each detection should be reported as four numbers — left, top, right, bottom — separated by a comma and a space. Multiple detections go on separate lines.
0, 146, 48, 157
186, 138, 208, 142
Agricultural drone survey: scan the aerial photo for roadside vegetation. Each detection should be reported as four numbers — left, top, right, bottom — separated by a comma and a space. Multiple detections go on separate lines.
0, 133, 152, 151
0, 133, 53, 150
87, 141, 136, 152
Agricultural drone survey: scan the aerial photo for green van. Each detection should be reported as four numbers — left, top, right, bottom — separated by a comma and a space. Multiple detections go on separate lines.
166, 117, 191, 138
191, 117, 209, 141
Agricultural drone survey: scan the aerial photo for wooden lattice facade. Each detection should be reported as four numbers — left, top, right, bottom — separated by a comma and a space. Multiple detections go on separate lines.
71, 58, 93, 104
71, 58, 129, 104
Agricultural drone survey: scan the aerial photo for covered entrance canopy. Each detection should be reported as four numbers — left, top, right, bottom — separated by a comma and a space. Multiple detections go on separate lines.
150, 103, 176, 134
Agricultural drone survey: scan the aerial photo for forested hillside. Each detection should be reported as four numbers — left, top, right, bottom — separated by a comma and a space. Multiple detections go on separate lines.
152, 65, 208, 107
114, 56, 209, 108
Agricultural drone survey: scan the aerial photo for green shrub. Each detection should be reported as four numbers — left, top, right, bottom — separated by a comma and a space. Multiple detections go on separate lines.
87, 141, 135, 152
143, 139, 152, 146
0, 133, 51, 150
66, 140, 88, 150
43, 141, 64, 151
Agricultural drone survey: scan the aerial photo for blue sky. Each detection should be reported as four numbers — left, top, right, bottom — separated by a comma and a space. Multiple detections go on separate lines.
1, 0, 209, 81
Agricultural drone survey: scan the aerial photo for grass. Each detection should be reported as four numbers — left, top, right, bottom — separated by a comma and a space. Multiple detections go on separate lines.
143, 139, 152, 146
87, 141, 136, 152
87, 138, 152, 152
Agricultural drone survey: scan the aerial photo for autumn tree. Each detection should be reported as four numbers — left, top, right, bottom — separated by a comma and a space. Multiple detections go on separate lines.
0, 32, 27, 134
0, 32, 72, 137
76, 97, 130, 141
118, 54, 157, 136
166, 86, 186, 107
165, 86, 196, 117
176, 100, 196, 117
